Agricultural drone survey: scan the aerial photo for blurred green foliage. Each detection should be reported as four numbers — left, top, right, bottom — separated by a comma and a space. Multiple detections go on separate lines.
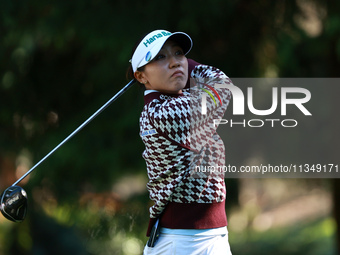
1, 0, 340, 254
231, 218, 336, 255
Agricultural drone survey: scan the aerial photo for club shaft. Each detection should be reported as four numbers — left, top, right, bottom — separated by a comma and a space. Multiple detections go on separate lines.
12, 79, 136, 186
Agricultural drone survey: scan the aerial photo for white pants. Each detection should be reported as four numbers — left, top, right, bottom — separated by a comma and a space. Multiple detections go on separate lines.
143, 230, 232, 255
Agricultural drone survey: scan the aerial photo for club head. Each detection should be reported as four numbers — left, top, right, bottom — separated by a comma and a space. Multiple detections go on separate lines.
0, 186, 28, 222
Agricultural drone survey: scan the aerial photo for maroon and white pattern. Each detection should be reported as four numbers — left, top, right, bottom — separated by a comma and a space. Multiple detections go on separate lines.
140, 65, 232, 219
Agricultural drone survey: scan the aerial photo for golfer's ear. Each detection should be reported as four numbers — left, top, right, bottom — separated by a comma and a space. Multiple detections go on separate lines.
134, 71, 146, 84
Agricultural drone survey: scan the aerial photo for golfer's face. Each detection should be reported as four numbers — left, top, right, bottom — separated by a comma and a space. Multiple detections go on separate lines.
140, 40, 188, 94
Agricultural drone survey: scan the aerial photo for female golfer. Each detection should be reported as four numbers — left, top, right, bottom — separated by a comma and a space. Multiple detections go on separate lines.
128, 29, 233, 255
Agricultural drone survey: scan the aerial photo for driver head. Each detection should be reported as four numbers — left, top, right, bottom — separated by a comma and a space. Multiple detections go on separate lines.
0, 186, 27, 222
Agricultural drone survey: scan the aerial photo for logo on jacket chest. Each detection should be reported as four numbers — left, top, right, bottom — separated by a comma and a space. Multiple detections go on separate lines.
141, 129, 157, 137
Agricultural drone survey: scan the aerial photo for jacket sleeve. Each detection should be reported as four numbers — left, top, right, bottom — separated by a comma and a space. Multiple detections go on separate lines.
189, 65, 233, 151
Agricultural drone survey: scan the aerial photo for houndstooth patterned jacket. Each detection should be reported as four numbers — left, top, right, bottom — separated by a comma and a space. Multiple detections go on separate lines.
140, 63, 232, 235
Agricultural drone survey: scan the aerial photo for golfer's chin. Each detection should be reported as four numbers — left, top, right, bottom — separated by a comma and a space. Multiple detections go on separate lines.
168, 79, 187, 94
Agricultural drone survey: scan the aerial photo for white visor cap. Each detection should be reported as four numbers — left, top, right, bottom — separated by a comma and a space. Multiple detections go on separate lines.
131, 30, 193, 73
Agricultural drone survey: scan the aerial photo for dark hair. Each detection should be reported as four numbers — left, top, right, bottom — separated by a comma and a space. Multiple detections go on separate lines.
126, 63, 145, 89
126, 32, 149, 90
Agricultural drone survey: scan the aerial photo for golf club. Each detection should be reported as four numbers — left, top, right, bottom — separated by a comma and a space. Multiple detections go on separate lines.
0, 186, 27, 222
0, 79, 136, 222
